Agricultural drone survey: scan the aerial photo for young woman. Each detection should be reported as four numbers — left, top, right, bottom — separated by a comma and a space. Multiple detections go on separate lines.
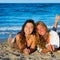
36, 14, 60, 53
8, 19, 37, 55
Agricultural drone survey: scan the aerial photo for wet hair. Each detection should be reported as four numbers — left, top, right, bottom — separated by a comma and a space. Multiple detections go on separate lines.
36, 21, 49, 49
17, 19, 36, 44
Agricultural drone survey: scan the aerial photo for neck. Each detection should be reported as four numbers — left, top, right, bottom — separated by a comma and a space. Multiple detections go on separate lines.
25, 34, 29, 37
25, 34, 31, 40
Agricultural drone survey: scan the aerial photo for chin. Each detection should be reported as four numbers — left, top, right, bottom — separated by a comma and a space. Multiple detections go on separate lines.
40, 33, 44, 36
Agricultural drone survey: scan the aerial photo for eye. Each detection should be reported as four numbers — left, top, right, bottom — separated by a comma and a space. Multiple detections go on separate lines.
25, 25, 28, 28
30, 25, 33, 28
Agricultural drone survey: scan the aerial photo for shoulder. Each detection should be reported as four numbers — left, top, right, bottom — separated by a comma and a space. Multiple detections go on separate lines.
16, 33, 21, 40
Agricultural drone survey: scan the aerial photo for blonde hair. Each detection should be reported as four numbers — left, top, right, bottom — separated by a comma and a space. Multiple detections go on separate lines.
36, 21, 49, 49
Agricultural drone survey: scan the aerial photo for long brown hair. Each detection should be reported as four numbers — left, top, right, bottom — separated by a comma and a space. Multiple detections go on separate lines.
17, 19, 36, 44
36, 21, 49, 49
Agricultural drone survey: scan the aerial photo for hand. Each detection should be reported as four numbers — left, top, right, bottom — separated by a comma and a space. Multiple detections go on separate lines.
23, 48, 30, 55
47, 45, 54, 51
41, 45, 55, 53
41, 49, 49, 53
7, 36, 12, 46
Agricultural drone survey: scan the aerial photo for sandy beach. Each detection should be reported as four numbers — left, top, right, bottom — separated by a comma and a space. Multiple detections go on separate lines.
0, 3, 60, 60
0, 41, 60, 60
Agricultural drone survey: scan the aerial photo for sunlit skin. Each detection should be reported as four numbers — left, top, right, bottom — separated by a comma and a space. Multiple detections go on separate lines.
36, 24, 46, 36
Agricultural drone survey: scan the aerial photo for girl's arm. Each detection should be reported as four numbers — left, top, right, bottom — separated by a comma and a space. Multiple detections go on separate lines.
41, 44, 55, 53
16, 34, 25, 52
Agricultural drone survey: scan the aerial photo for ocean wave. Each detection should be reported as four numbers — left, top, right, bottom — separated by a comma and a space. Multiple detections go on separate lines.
0, 25, 60, 35
0, 25, 60, 31
47, 25, 60, 29
0, 26, 22, 31
0, 32, 16, 34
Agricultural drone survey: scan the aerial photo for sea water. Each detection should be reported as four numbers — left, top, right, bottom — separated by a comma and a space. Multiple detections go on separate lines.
0, 3, 60, 42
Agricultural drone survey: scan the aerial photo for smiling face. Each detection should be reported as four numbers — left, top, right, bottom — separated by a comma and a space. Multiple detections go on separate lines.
36, 24, 46, 36
24, 23, 34, 36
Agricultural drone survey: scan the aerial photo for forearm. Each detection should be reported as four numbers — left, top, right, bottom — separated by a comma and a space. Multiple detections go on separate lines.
41, 49, 50, 53
16, 40, 25, 52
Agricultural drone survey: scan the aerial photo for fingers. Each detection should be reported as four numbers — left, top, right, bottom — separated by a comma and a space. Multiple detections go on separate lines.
23, 48, 30, 55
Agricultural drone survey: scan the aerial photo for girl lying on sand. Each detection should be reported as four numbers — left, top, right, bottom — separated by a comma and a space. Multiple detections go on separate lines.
36, 14, 60, 53
8, 19, 37, 55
